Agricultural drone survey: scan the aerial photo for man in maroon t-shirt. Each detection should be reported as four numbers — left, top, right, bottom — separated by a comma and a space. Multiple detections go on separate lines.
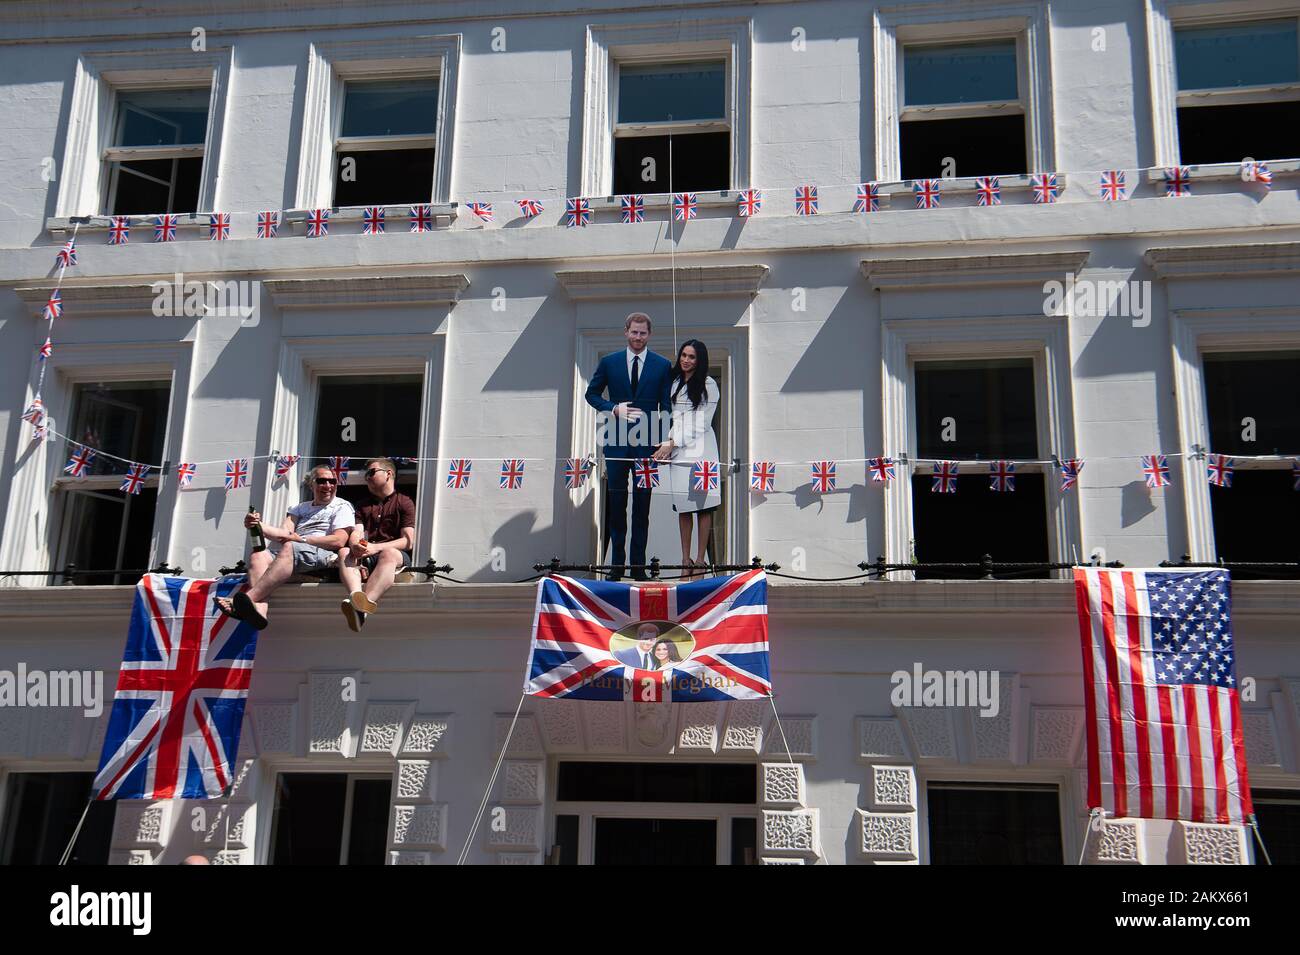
339, 457, 416, 632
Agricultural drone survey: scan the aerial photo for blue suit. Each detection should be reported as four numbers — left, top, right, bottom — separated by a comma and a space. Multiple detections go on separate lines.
585, 348, 673, 575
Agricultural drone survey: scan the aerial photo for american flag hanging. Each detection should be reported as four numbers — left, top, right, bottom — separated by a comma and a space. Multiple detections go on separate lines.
931, 460, 959, 493
868, 456, 895, 483
43, 290, 62, 321
565, 198, 591, 228
64, 445, 96, 478
810, 460, 836, 494
257, 211, 280, 238
912, 179, 941, 209
55, 240, 77, 268
1099, 170, 1127, 201
853, 182, 880, 213
38, 338, 52, 361
692, 460, 719, 492
1142, 454, 1171, 488
108, 216, 131, 245
120, 463, 150, 495
563, 457, 590, 490
1164, 166, 1191, 197
274, 454, 299, 478
177, 462, 197, 489
154, 215, 178, 242
328, 456, 350, 484
362, 207, 385, 235
751, 461, 776, 492
409, 205, 433, 233
209, 212, 230, 241
1207, 453, 1233, 488
468, 202, 494, 222
794, 185, 818, 215
516, 198, 544, 218
447, 458, 472, 489
620, 195, 644, 224
224, 459, 249, 490
1074, 568, 1252, 823
305, 209, 330, 237
673, 193, 698, 221
737, 189, 762, 217
1030, 173, 1060, 203
1060, 458, 1084, 491
988, 460, 1015, 492
975, 176, 1001, 206
499, 458, 525, 489
634, 459, 660, 489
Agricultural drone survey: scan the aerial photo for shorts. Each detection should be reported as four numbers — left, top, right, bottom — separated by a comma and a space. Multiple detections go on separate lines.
285, 541, 338, 574
359, 549, 413, 573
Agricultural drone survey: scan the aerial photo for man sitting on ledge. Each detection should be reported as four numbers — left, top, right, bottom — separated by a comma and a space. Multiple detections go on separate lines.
218, 464, 354, 630
340, 458, 415, 632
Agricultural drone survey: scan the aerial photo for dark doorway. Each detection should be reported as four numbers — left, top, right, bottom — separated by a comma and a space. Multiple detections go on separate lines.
593, 817, 717, 865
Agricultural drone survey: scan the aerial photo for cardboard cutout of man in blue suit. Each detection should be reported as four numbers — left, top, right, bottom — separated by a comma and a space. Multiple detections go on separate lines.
585, 313, 673, 580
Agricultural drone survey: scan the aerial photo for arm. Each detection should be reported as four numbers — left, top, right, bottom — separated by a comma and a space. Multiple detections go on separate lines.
584, 357, 614, 413
368, 526, 415, 553
255, 511, 296, 543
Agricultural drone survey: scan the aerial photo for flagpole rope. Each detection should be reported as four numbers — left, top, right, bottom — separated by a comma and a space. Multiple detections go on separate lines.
668, 121, 679, 358
767, 695, 796, 766
1077, 807, 1103, 866
1249, 814, 1273, 865
57, 797, 93, 866
456, 691, 527, 866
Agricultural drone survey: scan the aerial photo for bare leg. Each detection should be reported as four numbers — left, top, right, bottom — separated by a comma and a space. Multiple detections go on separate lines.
338, 547, 362, 595
694, 512, 713, 569
245, 549, 274, 590
362, 549, 405, 605
677, 513, 693, 576
245, 545, 295, 617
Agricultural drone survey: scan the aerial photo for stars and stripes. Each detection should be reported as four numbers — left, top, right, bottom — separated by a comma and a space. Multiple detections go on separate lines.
1060, 458, 1084, 491
1074, 568, 1252, 823
362, 207, 385, 235
931, 460, 959, 493
988, 460, 1015, 492
516, 198, 544, 218
499, 458, 525, 490
93, 574, 259, 800
565, 197, 591, 228
409, 204, 433, 233
305, 208, 330, 237
38, 337, 53, 360
468, 202, 494, 222
794, 185, 819, 215
224, 459, 249, 490
447, 458, 472, 489
1207, 453, 1233, 488
750, 461, 776, 492
154, 214, 178, 242
43, 290, 62, 321
737, 189, 762, 217
120, 463, 150, 495
975, 176, 1001, 207
1142, 454, 1171, 489
64, 445, 96, 478
1030, 173, 1060, 203
274, 454, 299, 479
55, 240, 77, 268
912, 179, 941, 209
208, 212, 230, 241
327, 456, 350, 485
692, 460, 719, 492
177, 462, 197, 489
620, 194, 644, 224
868, 456, 895, 483
1100, 170, 1127, 201
1243, 160, 1272, 188
810, 460, 836, 494
563, 457, 590, 490
108, 216, 131, 245
634, 458, 660, 489
256, 211, 280, 238
853, 182, 880, 213
673, 192, 698, 221
1164, 166, 1191, 197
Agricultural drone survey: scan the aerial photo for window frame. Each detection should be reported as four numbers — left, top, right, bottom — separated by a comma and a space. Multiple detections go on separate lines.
919, 775, 1070, 865
263, 769, 394, 866
103, 85, 212, 217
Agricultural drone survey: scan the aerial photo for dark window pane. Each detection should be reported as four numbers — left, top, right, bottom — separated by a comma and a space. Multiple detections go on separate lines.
593, 817, 716, 865
61, 487, 158, 585
1175, 20, 1299, 90
618, 62, 725, 123
899, 114, 1027, 180
1252, 789, 1300, 864
911, 473, 1050, 578
1209, 470, 1300, 572
730, 816, 757, 865
915, 360, 1037, 459
553, 814, 580, 865
1205, 353, 1300, 455
613, 131, 730, 194
333, 148, 436, 206
904, 41, 1018, 106
345, 778, 392, 865
271, 773, 347, 865
927, 783, 1063, 864
109, 157, 202, 216
0, 773, 114, 865
115, 88, 210, 146
340, 79, 439, 137
557, 762, 756, 804
313, 375, 421, 462
1177, 101, 1300, 165
69, 381, 169, 474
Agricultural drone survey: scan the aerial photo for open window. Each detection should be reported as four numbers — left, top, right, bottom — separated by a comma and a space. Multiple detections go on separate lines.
0, 772, 115, 865
104, 87, 209, 215
268, 772, 392, 865
1251, 789, 1300, 864
311, 374, 422, 512
333, 79, 439, 207
925, 781, 1063, 864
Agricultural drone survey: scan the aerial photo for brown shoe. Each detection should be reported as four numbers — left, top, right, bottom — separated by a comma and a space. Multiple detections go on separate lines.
351, 590, 378, 613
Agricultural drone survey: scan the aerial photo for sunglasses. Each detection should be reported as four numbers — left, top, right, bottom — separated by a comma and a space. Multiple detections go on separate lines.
314, 477, 337, 485
365, 468, 391, 477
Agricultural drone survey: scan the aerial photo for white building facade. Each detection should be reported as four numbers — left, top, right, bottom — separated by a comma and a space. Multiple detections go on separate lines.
0, 0, 1298, 864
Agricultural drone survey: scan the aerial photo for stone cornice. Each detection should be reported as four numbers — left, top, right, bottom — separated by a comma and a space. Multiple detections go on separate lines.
860, 250, 1090, 290
556, 264, 768, 299
1145, 242, 1300, 278
264, 273, 470, 307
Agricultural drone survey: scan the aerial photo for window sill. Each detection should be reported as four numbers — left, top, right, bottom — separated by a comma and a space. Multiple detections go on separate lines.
282, 204, 459, 233
1144, 159, 1300, 183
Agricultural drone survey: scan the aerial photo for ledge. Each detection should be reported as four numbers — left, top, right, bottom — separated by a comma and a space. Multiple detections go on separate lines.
1145, 241, 1300, 278
13, 280, 163, 316
556, 264, 768, 299
264, 273, 470, 308
860, 250, 1090, 290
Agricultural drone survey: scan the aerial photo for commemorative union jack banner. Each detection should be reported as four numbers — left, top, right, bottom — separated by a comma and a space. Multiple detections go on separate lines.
516, 198, 544, 218
692, 460, 719, 492
1060, 457, 1084, 491
810, 460, 836, 493
1143, 454, 1171, 489
975, 176, 1001, 207
750, 461, 775, 492
565, 197, 591, 228
988, 459, 1015, 492
737, 189, 762, 217
634, 458, 659, 489
500, 458, 525, 489
108, 216, 131, 245
120, 463, 150, 495
94, 574, 258, 799
868, 456, 895, 483
1207, 453, 1233, 488
673, 192, 698, 221
620, 195, 644, 224
154, 214, 178, 242
43, 290, 62, 321
564, 457, 590, 490
177, 462, 197, 489
1100, 170, 1127, 201
931, 460, 959, 493
305, 208, 330, 237
1030, 173, 1060, 203
409, 205, 433, 233
256, 211, 280, 238
468, 202, 494, 222
1164, 166, 1191, 197
447, 458, 472, 489
794, 185, 818, 215
328, 455, 350, 484
274, 454, 300, 478
525, 570, 771, 703
55, 240, 77, 268
209, 212, 230, 241
912, 179, 941, 209
363, 207, 385, 235
64, 445, 96, 478
853, 182, 880, 213
224, 458, 248, 490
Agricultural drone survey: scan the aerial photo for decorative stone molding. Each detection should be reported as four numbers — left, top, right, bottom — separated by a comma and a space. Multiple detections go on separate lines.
390, 850, 433, 865
485, 806, 543, 851
582, 701, 627, 753
761, 715, 816, 759
721, 700, 766, 753
200, 803, 250, 848
761, 809, 821, 859
677, 702, 722, 753
108, 850, 154, 866
1180, 822, 1247, 865
1145, 242, 1300, 278
557, 265, 769, 300
391, 804, 448, 851
1031, 706, 1084, 765
225, 758, 257, 803
308, 671, 363, 756
857, 717, 910, 762
1090, 819, 1142, 864
360, 701, 417, 756
538, 701, 583, 752
896, 707, 957, 762
14, 282, 171, 319
112, 803, 170, 848
498, 852, 542, 865
395, 760, 438, 803
401, 714, 452, 757
761, 763, 805, 808
496, 713, 544, 758
871, 765, 916, 812
252, 703, 297, 756
264, 274, 470, 309
1242, 711, 1280, 768
0, 707, 28, 757
211, 849, 250, 865
861, 251, 1089, 290
971, 674, 1020, 763
500, 760, 545, 804
635, 701, 675, 749
857, 810, 918, 862
760, 857, 805, 865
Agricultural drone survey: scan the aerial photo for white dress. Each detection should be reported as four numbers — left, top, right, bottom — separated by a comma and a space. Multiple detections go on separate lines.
667, 376, 721, 513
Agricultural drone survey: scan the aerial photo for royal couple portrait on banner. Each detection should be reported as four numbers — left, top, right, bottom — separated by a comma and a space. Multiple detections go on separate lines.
585, 312, 720, 582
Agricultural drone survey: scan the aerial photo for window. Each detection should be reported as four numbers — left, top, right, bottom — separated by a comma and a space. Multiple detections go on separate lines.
1201, 351, 1300, 572
104, 88, 209, 215
311, 374, 422, 510
899, 40, 1028, 179
0, 772, 115, 865
54, 380, 170, 585
612, 61, 730, 195
333, 79, 439, 207
268, 773, 392, 865
1252, 789, 1300, 864
911, 359, 1050, 577
1173, 19, 1300, 165
926, 782, 1062, 864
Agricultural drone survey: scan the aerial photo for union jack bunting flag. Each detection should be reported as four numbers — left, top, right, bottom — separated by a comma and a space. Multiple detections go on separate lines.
912, 179, 941, 209
525, 570, 771, 703
1294, 458, 1300, 491
516, 198, 544, 218
177, 462, 197, 489
868, 456, 895, 483
154, 215, 178, 242
794, 185, 818, 215
55, 240, 77, 267
565, 198, 591, 228
853, 182, 880, 213
305, 208, 330, 237
120, 463, 150, 495
988, 460, 1015, 492
931, 460, 959, 493
468, 202, 494, 222
1142, 454, 1171, 489
64, 445, 96, 478
750, 461, 776, 492
692, 460, 719, 492
38, 338, 52, 360
620, 194, 644, 224
447, 458, 472, 489
1164, 166, 1191, 197
256, 211, 280, 238
108, 216, 131, 245
1031, 173, 1060, 203
975, 176, 1001, 207
500, 458, 525, 490
94, 574, 258, 800
43, 290, 62, 321
1243, 160, 1273, 188
563, 457, 590, 490
810, 460, 836, 494
634, 458, 660, 489
737, 189, 762, 216
20, 397, 43, 427
1207, 453, 1233, 488
1074, 568, 1251, 823
1060, 458, 1084, 491
327, 455, 350, 484
409, 205, 433, 233
224, 459, 249, 490
362, 207, 385, 235
208, 212, 230, 241
673, 192, 698, 221
1099, 170, 1127, 201
274, 454, 299, 478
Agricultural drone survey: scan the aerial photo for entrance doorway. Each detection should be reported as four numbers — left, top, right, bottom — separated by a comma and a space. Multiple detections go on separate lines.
593, 818, 717, 865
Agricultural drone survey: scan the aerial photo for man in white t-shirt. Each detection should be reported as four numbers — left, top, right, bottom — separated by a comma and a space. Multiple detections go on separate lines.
217, 464, 354, 630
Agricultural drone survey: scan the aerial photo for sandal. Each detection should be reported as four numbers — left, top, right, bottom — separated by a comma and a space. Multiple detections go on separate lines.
232, 591, 269, 631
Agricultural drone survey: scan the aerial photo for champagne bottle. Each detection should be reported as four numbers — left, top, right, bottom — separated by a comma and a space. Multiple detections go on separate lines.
248, 505, 267, 553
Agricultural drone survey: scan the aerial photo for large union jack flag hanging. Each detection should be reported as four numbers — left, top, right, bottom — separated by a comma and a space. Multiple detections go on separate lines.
525, 570, 771, 703
94, 574, 258, 799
